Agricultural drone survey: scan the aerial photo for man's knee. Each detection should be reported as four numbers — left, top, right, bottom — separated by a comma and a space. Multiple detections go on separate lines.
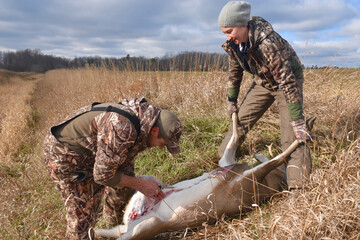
103, 186, 135, 225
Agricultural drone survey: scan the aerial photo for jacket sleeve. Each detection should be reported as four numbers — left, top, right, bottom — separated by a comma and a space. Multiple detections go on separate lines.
227, 53, 244, 102
261, 38, 304, 121
93, 112, 138, 187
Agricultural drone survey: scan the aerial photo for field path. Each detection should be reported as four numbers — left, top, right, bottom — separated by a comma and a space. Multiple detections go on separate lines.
0, 71, 43, 159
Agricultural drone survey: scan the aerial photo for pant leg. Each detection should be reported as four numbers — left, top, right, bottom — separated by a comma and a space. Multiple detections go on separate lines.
44, 158, 103, 240
56, 179, 103, 240
44, 133, 103, 240
103, 186, 136, 225
218, 82, 275, 157
273, 78, 312, 189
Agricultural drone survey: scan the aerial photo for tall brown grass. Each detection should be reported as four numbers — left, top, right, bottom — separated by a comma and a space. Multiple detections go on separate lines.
0, 71, 38, 162
0, 66, 359, 239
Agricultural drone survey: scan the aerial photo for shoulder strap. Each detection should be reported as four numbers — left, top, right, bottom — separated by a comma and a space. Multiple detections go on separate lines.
91, 103, 141, 142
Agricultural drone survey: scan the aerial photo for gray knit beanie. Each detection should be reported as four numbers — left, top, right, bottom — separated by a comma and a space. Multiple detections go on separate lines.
218, 1, 251, 27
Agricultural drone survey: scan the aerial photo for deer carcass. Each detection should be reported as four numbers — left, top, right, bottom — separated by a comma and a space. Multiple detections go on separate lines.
95, 114, 314, 240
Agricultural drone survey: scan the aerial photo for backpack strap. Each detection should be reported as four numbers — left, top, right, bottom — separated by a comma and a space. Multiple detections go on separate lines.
91, 102, 141, 143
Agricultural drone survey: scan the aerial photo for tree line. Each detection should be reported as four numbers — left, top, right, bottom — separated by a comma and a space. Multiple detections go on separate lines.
0, 49, 229, 73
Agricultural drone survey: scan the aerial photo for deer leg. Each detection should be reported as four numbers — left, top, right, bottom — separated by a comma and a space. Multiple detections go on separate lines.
95, 225, 127, 238
219, 113, 239, 167
120, 216, 167, 240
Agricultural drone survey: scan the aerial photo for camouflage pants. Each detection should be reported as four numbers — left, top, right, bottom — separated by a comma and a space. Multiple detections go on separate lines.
218, 79, 312, 189
43, 133, 135, 240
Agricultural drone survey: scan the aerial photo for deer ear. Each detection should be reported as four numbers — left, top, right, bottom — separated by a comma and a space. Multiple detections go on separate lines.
254, 154, 269, 163
306, 117, 316, 131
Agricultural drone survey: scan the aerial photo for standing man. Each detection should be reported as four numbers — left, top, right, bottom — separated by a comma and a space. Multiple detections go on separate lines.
217, 1, 311, 190
43, 97, 182, 239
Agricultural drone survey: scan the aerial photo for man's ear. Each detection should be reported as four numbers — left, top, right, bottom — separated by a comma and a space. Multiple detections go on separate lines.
150, 126, 160, 136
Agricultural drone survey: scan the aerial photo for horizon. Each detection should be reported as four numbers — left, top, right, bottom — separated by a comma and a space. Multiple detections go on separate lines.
2, 48, 354, 69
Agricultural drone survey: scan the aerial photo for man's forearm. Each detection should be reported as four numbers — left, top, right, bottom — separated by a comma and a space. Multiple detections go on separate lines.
116, 174, 165, 201
116, 174, 144, 190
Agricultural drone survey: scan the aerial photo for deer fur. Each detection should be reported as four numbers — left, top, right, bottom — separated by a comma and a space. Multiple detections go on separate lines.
95, 114, 307, 240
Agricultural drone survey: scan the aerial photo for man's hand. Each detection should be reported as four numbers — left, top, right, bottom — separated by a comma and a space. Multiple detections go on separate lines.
228, 101, 238, 119
290, 118, 312, 143
136, 177, 165, 201
116, 174, 165, 201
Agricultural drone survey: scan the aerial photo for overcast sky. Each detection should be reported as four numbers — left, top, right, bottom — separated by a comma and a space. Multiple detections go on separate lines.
1, 0, 360, 67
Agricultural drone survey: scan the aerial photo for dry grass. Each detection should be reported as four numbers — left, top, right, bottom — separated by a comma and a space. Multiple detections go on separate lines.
34, 68, 230, 126
0, 66, 359, 239
0, 72, 39, 162
0, 71, 45, 239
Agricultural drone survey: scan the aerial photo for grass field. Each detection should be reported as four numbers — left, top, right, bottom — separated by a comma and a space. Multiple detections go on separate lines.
0, 67, 359, 239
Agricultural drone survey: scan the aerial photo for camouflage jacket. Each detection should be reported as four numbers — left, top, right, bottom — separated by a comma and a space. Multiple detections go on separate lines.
222, 16, 304, 121
49, 97, 161, 187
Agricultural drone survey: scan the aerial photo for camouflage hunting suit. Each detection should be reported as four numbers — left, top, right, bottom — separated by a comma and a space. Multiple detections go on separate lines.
219, 16, 312, 189
43, 97, 160, 240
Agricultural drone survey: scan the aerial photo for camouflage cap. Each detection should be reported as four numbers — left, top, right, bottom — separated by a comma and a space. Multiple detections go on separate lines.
154, 110, 182, 154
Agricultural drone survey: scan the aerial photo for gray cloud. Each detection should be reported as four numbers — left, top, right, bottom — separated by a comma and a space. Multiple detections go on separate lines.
252, 0, 356, 31
0, 0, 359, 67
